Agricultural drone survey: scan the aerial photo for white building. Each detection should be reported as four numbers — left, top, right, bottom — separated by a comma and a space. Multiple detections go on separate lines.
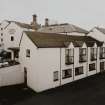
0, 15, 40, 50
38, 18, 88, 36
0, 15, 41, 61
0, 20, 10, 50
19, 31, 104, 92
88, 27, 105, 42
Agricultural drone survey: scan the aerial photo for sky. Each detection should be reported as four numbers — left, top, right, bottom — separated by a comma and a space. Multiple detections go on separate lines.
0, 0, 105, 30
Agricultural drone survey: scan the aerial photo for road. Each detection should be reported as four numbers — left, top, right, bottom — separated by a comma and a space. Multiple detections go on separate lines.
1, 72, 105, 105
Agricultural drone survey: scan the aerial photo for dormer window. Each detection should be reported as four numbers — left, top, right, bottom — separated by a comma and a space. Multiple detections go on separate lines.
100, 47, 105, 59
65, 49, 74, 65
79, 48, 87, 62
90, 48, 97, 61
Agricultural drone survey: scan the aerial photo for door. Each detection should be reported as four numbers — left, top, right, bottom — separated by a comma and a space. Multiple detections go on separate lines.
24, 67, 27, 87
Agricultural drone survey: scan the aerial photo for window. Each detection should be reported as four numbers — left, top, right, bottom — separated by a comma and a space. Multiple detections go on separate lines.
79, 48, 87, 62
1, 33, 3, 36
11, 36, 14, 41
75, 66, 83, 76
62, 69, 72, 79
90, 48, 97, 61
100, 62, 105, 72
1, 28, 3, 30
65, 49, 74, 65
53, 71, 59, 81
100, 47, 105, 59
1, 38, 3, 42
14, 51, 19, 58
26, 49, 30, 57
89, 63, 96, 71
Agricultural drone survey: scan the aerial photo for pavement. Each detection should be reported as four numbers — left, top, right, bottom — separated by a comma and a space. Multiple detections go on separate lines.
1, 72, 105, 105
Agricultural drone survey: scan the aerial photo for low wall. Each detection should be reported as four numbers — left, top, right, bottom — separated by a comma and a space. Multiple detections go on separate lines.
0, 64, 24, 87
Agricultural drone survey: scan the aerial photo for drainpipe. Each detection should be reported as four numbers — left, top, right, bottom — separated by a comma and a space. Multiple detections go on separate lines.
73, 48, 75, 81
59, 48, 62, 86
96, 47, 98, 74
86, 47, 88, 77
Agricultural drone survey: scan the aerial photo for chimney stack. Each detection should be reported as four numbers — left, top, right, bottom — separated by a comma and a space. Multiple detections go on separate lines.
45, 18, 49, 27
32, 14, 37, 25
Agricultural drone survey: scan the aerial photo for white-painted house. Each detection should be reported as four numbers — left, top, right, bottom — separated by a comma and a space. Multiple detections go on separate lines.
0, 15, 41, 62
19, 31, 104, 92
0, 15, 40, 51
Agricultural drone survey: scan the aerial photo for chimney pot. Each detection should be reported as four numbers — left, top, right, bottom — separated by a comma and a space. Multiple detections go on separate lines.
32, 14, 37, 25
45, 18, 49, 27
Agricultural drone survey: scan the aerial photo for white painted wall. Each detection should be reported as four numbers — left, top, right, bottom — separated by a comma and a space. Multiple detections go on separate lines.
1, 21, 34, 50
0, 20, 10, 49
0, 64, 24, 87
19, 33, 60, 92
4, 22, 23, 50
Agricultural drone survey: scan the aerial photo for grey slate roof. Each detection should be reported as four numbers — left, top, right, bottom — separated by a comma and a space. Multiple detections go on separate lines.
6, 20, 34, 29
6, 20, 41, 30
96, 27, 105, 34
14, 21, 33, 29
38, 23, 89, 34
24, 31, 103, 48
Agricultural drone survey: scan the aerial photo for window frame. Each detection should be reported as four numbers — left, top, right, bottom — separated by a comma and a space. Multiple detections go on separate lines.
100, 62, 105, 72
62, 69, 72, 79
1, 33, 3, 36
79, 48, 87, 62
75, 66, 84, 76
11, 36, 14, 41
26, 49, 30, 57
53, 71, 59, 81
89, 63, 96, 71
65, 49, 74, 65
90, 48, 97, 61
100, 47, 105, 59
1, 38, 3, 42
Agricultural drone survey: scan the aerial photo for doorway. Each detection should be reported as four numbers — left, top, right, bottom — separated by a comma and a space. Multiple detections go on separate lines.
24, 67, 27, 87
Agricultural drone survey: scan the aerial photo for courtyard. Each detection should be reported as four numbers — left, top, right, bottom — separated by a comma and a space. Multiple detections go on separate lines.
1, 72, 105, 105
